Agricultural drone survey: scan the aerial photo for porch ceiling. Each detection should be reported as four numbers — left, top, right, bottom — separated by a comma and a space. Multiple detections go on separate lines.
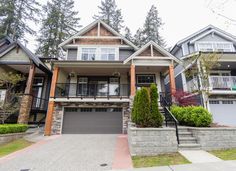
61, 67, 129, 75
7, 65, 45, 74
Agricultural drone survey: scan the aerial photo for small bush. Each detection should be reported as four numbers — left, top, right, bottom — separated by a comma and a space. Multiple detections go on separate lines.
0, 124, 28, 134
170, 105, 212, 127
149, 84, 163, 127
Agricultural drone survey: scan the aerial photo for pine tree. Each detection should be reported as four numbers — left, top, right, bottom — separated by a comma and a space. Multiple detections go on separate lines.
133, 28, 145, 47
36, 0, 80, 58
0, 0, 40, 40
142, 5, 165, 47
124, 27, 133, 42
94, 0, 124, 32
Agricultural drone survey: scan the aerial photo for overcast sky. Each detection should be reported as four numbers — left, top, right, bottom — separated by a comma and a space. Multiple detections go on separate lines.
26, 0, 236, 51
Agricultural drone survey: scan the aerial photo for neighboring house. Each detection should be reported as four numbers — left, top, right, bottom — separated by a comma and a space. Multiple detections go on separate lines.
169, 25, 236, 126
44, 20, 180, 135
0, 37, 52, 124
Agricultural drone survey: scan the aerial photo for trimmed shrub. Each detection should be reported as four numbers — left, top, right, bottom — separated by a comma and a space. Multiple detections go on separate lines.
149, 84, 163, 127
131, 90, 141, 123
0, 124, 28, 134
170, 105, 212, 127
136, 87, 150, 127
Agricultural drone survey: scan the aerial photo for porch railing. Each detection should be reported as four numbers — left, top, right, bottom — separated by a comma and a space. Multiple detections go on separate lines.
55, 83, 130, 98
209, 76, 236, 90
186, 77, 199, 92
31, 96, 48, 111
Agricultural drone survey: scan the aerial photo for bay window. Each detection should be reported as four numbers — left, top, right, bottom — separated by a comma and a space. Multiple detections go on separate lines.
81, 48, 96, 61
101, 48, 116, 60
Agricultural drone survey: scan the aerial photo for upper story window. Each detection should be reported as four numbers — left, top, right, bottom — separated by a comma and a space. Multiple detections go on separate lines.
101, 48, 115, 60
196, 42, 234, 52
81, 48, 96, 61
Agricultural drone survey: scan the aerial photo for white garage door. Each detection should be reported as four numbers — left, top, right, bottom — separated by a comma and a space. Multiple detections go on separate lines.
209, 99, 236, 126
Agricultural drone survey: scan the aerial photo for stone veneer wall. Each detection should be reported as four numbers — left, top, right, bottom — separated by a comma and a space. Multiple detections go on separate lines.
189, 127, 236, 150
128, 123, 178, 156
51, 102, 130, 135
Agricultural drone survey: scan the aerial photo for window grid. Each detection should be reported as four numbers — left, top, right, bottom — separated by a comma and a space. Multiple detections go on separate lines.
81, 48, 96, 61
137, 75, 155, 84
101, 48, 115, 61
197, 42, 234, 52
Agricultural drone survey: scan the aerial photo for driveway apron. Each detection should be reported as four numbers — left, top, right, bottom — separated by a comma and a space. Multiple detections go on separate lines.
0, 134, 118, 171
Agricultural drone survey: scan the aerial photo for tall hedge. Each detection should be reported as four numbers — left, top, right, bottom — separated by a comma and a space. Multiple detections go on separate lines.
150, 84, 163, 127
136, 87, 150, 127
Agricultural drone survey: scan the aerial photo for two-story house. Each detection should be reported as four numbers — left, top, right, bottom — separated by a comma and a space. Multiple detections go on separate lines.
44, 20, 180, 135
170, 25, 236, 126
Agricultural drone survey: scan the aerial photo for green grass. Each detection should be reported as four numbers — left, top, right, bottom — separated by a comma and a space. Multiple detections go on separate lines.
209, 148, 236, 160
132, 153, 191, 168
0, 139, 33, 157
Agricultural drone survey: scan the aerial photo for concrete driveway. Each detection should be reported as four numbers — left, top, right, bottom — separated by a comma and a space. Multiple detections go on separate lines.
0, 134, 119, 171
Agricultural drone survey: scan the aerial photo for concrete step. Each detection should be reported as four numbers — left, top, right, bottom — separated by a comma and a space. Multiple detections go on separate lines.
179, 137, 197, 144
179, 131, 193, 137
178, 143, 201, 150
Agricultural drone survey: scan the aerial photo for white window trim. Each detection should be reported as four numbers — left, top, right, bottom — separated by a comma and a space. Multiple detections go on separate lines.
195, 41, 234, 52
77, 45, 119, 61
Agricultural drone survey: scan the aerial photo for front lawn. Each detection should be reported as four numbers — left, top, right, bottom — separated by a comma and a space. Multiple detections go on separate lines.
132, 153, 191, 168
0, 139, 33, 157
209, 148, 236, 160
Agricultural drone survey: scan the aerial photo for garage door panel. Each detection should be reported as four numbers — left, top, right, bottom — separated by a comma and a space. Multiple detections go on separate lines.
62, 109, 122, 134
209, 100, 236, 126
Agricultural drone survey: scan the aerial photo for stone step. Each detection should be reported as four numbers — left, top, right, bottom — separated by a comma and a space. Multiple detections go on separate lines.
178, 143, 201, 150
178, 132, 193, 137
179, 137, 197, 144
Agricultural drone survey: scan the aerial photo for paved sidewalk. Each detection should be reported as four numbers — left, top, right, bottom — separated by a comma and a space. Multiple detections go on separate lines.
179, 150, 222, 163
114, 160, 236, 171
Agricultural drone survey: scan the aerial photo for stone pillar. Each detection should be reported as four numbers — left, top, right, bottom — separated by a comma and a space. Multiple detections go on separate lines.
18, 64, 36, 124
44, 67, 59, 136
130, 64, 136, 96
169, 64, 176, 96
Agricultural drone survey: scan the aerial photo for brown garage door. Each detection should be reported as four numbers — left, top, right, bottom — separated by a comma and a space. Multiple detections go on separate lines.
62, 108, 122, 134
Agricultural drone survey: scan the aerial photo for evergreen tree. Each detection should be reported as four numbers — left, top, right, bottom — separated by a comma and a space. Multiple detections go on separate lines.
36, 0, 80, 58
142, 5, 165, 47
0, 0, 40, 40
124, 27, 133, 42
94, 0, 124, 32
133, 28, 145, 47
149, 83, 163, 127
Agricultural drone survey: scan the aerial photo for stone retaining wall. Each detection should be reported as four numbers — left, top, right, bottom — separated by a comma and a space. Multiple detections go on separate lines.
0, 132, 27, 145
189, 127, 236, 150
128, 123, 178, 156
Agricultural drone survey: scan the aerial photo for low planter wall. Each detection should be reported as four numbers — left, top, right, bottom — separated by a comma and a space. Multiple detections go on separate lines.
128, 123, 178, 156
0, 132, 27, 145
189, 127, 236, 150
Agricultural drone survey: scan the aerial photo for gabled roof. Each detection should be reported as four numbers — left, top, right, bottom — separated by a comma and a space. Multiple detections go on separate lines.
0, 37, 51, 74
59, 19, 138, 50
171, 25, 236, 53
124, 41, 182, 64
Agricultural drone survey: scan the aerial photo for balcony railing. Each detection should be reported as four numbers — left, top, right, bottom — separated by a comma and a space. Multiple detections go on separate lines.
186, 78, 199, 92
209, 76, 236, 91
55, 83, 130, 98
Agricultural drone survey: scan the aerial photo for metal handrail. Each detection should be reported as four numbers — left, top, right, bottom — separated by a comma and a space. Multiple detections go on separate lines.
160, 94, 180, 144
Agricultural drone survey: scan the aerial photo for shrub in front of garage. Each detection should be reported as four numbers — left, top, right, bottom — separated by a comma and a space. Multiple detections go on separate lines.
170, 105, 212, 127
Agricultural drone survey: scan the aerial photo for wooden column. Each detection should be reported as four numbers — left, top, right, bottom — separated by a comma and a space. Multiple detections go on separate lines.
169, 64, 176, 96
130, 64, 136, 96
44, 67, 59, 136
18, 64, 36, 124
